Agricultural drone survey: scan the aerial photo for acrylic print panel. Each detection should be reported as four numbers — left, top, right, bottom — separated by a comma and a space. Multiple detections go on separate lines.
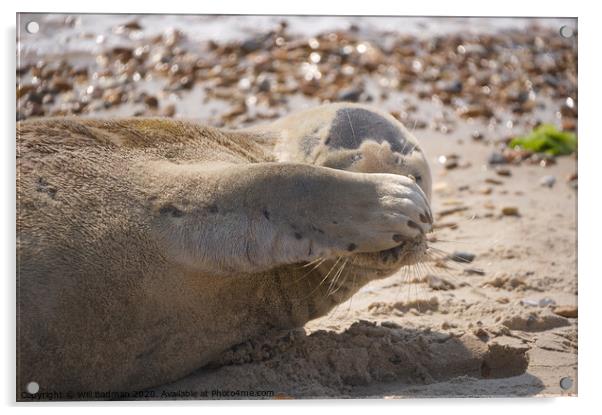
16, 13, 577, 401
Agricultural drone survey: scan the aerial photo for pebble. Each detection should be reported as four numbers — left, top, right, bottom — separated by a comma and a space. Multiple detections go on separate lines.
553, 305, 577, 318
501, 206, 520, 216
522, 297, 556, 307
539, 175, 556, 188
539, 297, 557, 307
444, 159, 458, 170
450, 251, 476, 263
562, 117, 577, 131
437, 206, 469, 218
143, 95, 159, 109
463, 268, 486, 276
426, 275, 456, 291
471, 131, 484, 141
337, 87, 363, 102
485, 178, 504, 185
496, 168, 512, 177
488, 151, 507, 165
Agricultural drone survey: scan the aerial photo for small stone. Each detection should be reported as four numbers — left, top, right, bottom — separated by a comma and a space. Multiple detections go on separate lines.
488, 151, 507, 165
539, 297, 557, 307
458, 105, 493, 119
501, 206, 520, 216
337, 87, 363, 102
450, 251, 475, 263
496, 168, 512, 177
143, 95, 159, 109
539, 175, 556, 188
471, 131, 484, 141
553, 305, 577, 318
562, 117, 577, 131
102, 88, 124, 106
426, 275, 455, 290
463, 268, 485, 276
473, 327, 489, 341
258, 78, 271, 92
521, 298, 539, 307
444, 159, 458, 170
240, 37, 262, 54
123, 20, 143, 31
485, 178, 504, 185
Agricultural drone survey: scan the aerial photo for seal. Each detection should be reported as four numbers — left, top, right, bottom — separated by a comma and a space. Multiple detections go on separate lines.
16, 102, 432, 398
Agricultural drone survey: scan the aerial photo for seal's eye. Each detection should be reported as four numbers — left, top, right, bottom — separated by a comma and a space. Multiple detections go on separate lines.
415, 175, 422, 182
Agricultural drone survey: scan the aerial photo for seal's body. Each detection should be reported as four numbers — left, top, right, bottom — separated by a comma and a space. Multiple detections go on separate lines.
17, 103, 432, 397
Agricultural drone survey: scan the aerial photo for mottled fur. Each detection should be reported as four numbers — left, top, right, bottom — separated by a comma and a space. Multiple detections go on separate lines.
17, 103, 432, 397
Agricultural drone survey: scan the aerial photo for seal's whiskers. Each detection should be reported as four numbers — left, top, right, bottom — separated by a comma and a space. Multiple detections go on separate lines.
295, 256, 342, 300
327, 259, 349, 296
287, 258, 327, 287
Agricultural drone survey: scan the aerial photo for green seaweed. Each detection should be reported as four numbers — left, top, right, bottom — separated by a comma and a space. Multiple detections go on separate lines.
509, 124, 577, 156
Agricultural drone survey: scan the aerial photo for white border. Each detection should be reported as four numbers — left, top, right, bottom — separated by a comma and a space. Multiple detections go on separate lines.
2, 1, 599, 414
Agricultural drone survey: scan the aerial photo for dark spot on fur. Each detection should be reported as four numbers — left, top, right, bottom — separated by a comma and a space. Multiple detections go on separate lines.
347, 243, 357, 252
332, 221, 338, 225
36, 177, 57, 199
419, 213, 430, 224
159, 204, 184, 218
263, 209, 270, 220
310, 225, 325, 234
207, 204, 219, 213
294, 232, 303, 240
415, 175, 422, 182
326, 108, 411, 154
393, 234, 404, 243
407, 220, 422, 232
291, 223, 298, 230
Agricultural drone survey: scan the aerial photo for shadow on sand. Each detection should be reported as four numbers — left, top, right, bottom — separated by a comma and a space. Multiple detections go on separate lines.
148, 320, 544, 399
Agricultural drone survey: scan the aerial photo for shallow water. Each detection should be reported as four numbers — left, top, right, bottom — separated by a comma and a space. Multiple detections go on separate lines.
17, 14, 576, 59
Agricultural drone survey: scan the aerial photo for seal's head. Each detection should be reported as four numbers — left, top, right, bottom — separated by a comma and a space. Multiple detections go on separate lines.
315, 106, 432, 202
311, 105, 433, 277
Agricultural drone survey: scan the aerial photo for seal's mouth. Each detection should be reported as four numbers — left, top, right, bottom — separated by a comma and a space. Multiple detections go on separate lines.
347, 237, 428, 273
